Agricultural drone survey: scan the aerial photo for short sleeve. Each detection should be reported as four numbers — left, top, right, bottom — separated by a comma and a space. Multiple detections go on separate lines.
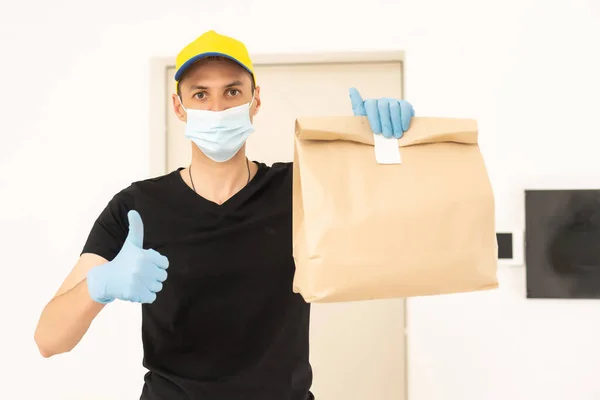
80, 188, 133, 261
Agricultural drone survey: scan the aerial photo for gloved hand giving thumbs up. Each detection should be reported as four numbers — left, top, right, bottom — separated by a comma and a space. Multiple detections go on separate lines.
86, 210, 169, 304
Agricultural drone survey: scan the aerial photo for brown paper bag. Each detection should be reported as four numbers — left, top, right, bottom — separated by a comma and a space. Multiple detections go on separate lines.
292, 116, 498, 303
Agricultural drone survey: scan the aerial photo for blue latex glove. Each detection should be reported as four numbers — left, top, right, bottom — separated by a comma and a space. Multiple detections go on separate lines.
349, 88, 415, 139
87, 210, 169, 304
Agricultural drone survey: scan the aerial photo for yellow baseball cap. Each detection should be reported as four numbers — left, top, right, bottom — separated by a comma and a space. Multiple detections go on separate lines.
174, 30, 256, 90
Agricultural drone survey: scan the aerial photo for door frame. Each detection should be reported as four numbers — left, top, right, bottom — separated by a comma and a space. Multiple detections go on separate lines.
148, 51, 405, 177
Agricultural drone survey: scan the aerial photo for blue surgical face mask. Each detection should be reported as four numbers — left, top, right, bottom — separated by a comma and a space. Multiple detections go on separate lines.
179, 96, 255, 163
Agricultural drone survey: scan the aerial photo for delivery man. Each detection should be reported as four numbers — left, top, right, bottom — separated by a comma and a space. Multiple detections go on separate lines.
34, 30, 415, 400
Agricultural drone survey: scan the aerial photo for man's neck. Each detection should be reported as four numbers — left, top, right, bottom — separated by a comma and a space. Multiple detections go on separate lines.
186, 145, 254, 205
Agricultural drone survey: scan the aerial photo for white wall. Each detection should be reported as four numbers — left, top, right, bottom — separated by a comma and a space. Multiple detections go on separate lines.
1, 0, 599, 399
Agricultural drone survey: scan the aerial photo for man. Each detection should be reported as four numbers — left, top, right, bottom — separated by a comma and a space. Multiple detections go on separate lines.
34, 30, 414, 400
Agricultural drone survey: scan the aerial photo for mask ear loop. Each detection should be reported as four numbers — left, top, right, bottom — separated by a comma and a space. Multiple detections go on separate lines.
247, 93, 255, 109
178, 96, 188, 113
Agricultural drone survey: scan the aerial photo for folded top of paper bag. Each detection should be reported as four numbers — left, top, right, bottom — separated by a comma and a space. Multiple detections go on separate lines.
295, 116, 478, 147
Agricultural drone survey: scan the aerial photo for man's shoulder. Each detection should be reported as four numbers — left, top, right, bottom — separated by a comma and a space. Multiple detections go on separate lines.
255, 161, 293, 185
266, 161, 293, 173
109, 169, 181, 203
130, 169, 181, 190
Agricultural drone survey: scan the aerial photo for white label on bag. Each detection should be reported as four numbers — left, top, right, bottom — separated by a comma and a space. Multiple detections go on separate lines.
373, 134, 402, 164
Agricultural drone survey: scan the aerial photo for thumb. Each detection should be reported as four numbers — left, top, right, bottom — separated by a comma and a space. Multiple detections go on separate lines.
126, 210, 144, 248
349, 87, 367, 117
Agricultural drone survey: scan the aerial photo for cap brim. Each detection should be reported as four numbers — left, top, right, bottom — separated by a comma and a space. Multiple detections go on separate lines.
174, 52, 254, 82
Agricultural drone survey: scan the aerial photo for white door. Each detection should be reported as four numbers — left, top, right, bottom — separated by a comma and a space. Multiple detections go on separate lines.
164, 56, 407, 400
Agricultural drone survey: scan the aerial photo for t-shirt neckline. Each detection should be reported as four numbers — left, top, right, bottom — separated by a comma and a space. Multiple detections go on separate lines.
172, 162, 268, 210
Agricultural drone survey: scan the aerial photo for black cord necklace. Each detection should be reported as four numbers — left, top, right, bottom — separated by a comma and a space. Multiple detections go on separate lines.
189, 158, 250, 194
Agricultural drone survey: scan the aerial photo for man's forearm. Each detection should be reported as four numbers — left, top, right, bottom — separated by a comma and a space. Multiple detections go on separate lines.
34, 279, 105, 358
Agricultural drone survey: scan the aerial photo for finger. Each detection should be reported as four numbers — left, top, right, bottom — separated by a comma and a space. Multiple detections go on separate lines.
153, 267, 168, 283
349, 88, 367, 117
144, 249, 169, 269
146, 280, 163, 293
364, 99, 382, 134
126, 210, 144, 248
140, 290, 157, 304
399, 101, 414, 132
378, 100, 393, 138
138, 268, 156, 290
139, 265, 168, 287
389, 101, 404, 139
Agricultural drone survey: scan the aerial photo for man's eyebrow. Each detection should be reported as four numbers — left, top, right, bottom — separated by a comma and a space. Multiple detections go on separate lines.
224, 80, 244, 88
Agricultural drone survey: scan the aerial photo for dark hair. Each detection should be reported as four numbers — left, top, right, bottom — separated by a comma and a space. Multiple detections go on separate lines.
176, 56, 255, 97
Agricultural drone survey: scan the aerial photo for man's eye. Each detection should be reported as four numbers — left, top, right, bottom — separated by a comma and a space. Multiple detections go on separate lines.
227, 89, 240, 96
194, 92, 206, 99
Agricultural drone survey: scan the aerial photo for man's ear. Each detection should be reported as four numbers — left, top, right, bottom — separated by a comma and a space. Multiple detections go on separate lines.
251, 86, 261, 117
172, 93, 187, 122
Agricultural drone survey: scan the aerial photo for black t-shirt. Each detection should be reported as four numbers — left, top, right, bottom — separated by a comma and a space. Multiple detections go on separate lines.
81, 162, 313, 400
